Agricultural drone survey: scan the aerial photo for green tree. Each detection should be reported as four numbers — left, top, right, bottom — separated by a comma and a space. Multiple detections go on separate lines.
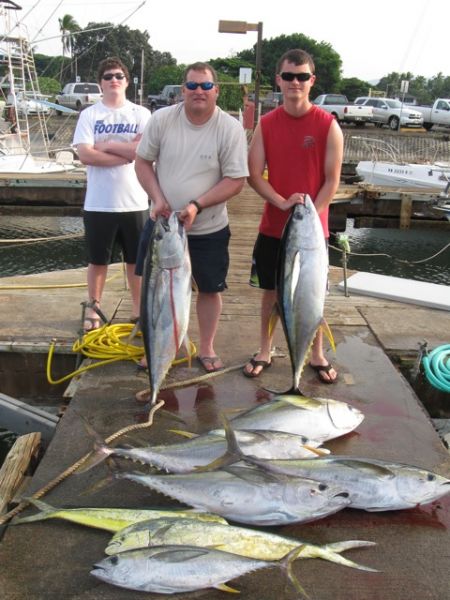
209, 56, 254, 79
340, 77, 372, 102
58, 14, 80, 82
148, 64, 185, 94
37, 76, 61, 97
236, 33, 342, 95
72, 22, 176, 96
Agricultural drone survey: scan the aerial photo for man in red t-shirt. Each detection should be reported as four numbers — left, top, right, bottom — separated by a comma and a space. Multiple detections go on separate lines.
243, 48, 343, 384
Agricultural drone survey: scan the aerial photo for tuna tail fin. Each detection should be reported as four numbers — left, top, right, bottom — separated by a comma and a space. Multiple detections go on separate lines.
279, 545, 311, 599
313, 541, 378, 572
11, 498, 56, 524
321, 318, 336, 353
193, 415, 243, 472
73, 412, 114, 474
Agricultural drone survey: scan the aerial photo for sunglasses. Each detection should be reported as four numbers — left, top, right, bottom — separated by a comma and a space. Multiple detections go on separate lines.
184, 81, 215, 91
280, 72, 313, 82
102, 73, 126, 81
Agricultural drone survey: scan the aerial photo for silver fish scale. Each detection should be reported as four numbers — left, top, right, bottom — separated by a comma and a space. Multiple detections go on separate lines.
278, 196, 328, 390
140, 213, 191, 405
91, 545, 272, 593
120, 466, 350, 526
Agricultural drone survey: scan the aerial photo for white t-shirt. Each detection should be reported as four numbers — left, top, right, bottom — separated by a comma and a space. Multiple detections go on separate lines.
136, 103, 248, 235
73, 100, 151, 212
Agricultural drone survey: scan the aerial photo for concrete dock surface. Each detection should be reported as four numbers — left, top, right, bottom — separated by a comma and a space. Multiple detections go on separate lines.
0, 187, 449, 599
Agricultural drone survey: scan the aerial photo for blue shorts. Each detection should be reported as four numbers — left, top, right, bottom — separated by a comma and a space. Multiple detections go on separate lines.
250, 232, 328, 290
136, 219, 230, 293
83, 209, 148, 265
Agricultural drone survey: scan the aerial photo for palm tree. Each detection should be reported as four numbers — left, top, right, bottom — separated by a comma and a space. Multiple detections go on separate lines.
58, 14, 80, 83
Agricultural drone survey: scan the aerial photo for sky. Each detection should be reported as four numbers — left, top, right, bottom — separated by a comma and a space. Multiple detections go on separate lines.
12, 0, 450, 83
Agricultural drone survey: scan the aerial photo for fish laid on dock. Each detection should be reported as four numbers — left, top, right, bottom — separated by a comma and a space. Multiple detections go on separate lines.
117, 464, 350, 526
230, 394, 364, 443
91, 544, 308, 595
12, 498, 226, 531
105, 516, 377, 573
276, 196, 329, 392
85, 428, 328, 474
140, 213, 192, 405
239, 454, 450, 511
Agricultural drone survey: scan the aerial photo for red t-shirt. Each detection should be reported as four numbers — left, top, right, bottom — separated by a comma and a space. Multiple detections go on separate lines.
259, 105, 334, 238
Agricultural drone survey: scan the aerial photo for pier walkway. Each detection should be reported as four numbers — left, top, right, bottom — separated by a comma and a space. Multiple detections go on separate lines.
0, 187, 449, 599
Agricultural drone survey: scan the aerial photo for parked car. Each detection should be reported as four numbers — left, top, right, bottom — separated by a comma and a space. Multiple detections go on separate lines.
15, 92, 50, 116
55, 82, 102, 114
411, 98, 450, 131
313, 93, 373, 126
147, 85, 182, 112
260, 91, 283, 114
354, 97, 423, 130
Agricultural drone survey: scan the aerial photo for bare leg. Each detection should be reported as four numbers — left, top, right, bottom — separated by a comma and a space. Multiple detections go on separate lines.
84, 263, 108, 330
309, 328, 338, 382
243, 289, 277, 376
196, 292, 223, 370
126, 263, 141, 319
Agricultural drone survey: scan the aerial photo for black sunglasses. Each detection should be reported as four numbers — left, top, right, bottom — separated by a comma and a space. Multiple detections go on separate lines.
280, 72, 313, 82
102, 73, 126, 81
185, 81, 215, 91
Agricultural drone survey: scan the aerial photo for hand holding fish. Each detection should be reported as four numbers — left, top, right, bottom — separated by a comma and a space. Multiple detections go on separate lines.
178, 201, 200, 231
150, 198, 171, 220
277, 192, 305, 211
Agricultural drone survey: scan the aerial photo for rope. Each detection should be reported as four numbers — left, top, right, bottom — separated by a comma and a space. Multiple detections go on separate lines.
422, 344, 450, 393
46, 323, 197, 385
329, 240, 450, 266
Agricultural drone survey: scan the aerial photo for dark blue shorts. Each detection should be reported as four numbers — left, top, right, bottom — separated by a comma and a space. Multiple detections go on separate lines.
83, 209, 148, 265
136, 219, 230, 293
250, 232, 328, 290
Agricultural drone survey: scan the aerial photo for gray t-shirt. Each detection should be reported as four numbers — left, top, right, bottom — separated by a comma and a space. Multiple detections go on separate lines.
136, 103, 248, 235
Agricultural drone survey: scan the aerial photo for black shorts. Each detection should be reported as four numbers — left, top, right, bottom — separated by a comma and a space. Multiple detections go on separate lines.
83, 209, 148, 265
250, 232, 328, 290
135, 220, 230, 294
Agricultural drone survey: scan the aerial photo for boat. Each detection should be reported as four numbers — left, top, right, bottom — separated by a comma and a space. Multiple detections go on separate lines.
356, 160, 450, 192
0, 0, 76, 174
354, 136, 450, 192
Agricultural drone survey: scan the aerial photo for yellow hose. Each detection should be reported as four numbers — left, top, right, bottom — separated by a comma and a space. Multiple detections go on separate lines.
46, 323, 197, 385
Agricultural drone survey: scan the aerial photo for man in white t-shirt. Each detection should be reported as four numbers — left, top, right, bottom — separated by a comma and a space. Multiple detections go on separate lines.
73, 57, 151, 332
135, 62, 248, 372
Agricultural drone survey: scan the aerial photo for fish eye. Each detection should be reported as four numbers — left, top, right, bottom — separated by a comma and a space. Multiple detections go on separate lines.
318, 483, 328, 491
110, 556, 119, 565
427, 473, 436, 481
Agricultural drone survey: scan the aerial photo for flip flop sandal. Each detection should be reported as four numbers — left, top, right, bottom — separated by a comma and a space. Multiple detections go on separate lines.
243, 356, 272, 378
197, 356, 223, 373
309, 362, 338, 384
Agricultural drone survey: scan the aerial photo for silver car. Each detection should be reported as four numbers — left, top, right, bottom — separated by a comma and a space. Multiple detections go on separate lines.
354, 96, 423, 130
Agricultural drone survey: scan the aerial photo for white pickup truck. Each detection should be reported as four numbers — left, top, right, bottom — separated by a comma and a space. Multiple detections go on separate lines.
313, 93, 373, 126
411, 99, 450, 131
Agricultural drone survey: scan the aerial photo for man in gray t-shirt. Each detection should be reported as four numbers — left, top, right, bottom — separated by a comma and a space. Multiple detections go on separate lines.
135, 61, 248, 372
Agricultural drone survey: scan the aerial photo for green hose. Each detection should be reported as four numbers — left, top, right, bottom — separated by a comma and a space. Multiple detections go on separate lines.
422, 344, 450, 393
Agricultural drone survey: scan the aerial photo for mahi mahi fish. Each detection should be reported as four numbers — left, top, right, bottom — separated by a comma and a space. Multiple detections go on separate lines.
277, 196, 329, 392
105, 516, 377, 573
140, 212, 191, 405
91, 544, 308, 596
11, 498, 226, 531
117, 464, 350, 526
230, 394, 364, 443
238, 454, 450, 511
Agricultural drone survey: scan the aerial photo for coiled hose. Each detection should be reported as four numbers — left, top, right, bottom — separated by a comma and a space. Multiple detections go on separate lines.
47, 323, 196, 385
422, 344, 450, 393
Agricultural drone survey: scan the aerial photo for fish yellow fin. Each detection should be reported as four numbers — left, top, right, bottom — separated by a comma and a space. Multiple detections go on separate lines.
216, 583, 240, 594
167, 429, 198, 439
268, 304, 279, 338
303, 445, 330, 456
321, 318, 336, 353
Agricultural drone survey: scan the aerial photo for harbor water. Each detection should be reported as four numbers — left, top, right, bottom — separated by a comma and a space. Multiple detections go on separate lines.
0, 215, 449, 284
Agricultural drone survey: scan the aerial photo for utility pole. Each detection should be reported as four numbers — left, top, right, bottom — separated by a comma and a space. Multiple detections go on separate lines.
140, 49, 144, 106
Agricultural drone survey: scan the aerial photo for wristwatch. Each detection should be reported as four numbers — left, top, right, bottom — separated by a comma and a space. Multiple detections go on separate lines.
189, 200, 203, 214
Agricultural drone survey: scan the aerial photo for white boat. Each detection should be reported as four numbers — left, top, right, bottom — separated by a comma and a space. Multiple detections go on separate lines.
356, 160, 450, 191
0, 0, 76, 174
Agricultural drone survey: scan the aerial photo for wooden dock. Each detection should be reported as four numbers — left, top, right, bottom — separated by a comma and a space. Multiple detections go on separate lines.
0, 185, 449, 599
